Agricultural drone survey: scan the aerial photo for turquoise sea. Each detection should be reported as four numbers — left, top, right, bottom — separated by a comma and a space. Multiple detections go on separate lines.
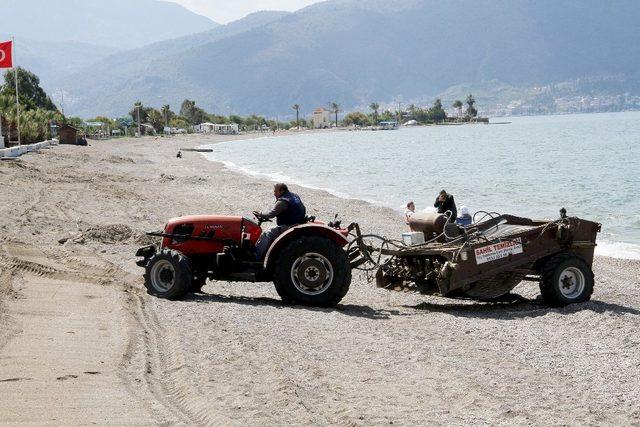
204, 112, 640, 259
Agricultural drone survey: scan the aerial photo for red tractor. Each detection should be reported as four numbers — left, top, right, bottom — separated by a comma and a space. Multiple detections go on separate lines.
136, 214, 352, 306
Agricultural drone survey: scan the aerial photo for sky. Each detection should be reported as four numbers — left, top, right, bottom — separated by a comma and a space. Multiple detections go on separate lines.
172, 0, 324, 23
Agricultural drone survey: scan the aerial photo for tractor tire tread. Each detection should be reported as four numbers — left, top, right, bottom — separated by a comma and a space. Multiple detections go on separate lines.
540, 252, 594, 306
274, 236, 351, 307
143, 249, 191, 300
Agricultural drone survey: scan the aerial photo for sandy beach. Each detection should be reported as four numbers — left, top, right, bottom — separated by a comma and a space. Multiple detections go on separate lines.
0, 134, 639, 425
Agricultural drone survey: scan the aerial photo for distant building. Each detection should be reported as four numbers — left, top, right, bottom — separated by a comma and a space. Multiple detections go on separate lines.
313, 107, 330, 129
197, 123, 239, 135
58, 124, 79, 145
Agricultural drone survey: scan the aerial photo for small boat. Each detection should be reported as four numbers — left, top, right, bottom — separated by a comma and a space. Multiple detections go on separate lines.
379, 121, 399, 130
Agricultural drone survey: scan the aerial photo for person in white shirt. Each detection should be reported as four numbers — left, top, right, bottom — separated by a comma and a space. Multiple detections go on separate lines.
404, 201, 416, 226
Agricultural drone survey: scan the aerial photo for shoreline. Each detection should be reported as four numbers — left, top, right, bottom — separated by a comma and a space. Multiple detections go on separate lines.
197, 132, 640, 261
0, 134, 639, 424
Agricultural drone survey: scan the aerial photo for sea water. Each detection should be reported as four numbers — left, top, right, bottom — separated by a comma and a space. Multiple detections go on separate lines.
203, 112, 640, 259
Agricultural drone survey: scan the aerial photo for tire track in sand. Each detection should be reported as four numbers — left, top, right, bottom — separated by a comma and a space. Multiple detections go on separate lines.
0, 241, 231, 424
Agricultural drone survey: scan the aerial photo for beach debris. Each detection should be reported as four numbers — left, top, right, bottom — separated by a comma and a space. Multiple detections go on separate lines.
179, 148, 213, 152
104, 155, 135, 164
160, 173, 176, 182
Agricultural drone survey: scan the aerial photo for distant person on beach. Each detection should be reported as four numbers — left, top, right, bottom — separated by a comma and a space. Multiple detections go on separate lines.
253, 183, 306, 260
434, 189, 457, 221
176, 151, 182, 158
404, 201, 415, 225
456, 206, 472, 227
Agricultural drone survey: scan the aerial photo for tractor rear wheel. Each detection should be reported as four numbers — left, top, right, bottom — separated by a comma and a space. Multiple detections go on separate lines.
273, 236, 351, 307
540, 253, 594, 306
143, 249, 192, 299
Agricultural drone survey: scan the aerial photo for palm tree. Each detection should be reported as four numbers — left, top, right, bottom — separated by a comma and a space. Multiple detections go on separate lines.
292, 104, 300, 129
465, 94, 478, 118
452, 100, 463, 119
330, 102, 339, 127
369, 102, 380, 124
161, 104, 171, 128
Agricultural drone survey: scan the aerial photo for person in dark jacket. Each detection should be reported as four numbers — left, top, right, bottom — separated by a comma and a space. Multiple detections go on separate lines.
434, 189, 457, 221
253, 183, 306, 260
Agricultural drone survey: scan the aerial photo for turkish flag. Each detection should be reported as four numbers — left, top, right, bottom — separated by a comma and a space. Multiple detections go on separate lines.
0, 41, 13, 68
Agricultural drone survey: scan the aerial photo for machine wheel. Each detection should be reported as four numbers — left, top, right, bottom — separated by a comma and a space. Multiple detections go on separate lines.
143, 249, 192, 299
273, 236, 351, 307
190, 275, 207, 293
540, 253, 594, 306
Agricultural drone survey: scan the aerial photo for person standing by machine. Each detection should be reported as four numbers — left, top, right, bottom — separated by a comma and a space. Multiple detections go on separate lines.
404, 201, 416, 226
456, 206, 472, 226
434, 189, 457, 221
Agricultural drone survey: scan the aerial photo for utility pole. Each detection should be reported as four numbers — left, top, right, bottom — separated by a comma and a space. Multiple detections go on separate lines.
136, 105, 141, 137
60, 90, 65, 116
12, 37, 20, 146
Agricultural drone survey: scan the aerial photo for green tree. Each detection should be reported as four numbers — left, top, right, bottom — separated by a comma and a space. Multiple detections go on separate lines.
369, 102, 380, 124
1, 67, 57, 111
161, 105, 174, 128
228, 115, 244, 126
292, 104, 300, 129
452, 100, 463, 118
428, 98, 447, 122
147, 109, 165, 132
129, 101, 148, 124
380, 109, 394, 122
180, 99, 206, 125
466, 94, 478, 117
329, 102, 340, 127
343, 111, 370, 127
169, 116, 192, 132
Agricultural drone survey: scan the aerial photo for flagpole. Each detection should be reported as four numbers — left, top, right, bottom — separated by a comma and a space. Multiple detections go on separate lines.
12, 36, 20, 146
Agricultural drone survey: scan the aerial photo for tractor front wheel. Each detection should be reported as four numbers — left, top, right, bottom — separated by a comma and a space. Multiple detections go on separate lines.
143, 249, 192, 299
273, 236, 351, 307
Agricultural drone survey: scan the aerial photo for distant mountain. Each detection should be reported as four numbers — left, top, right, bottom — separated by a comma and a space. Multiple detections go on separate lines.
58, 0, 640, 117
1, 0, 218, 49
59, 10, 292, 115
4, 38, 118, 97
63, 10, 291, 88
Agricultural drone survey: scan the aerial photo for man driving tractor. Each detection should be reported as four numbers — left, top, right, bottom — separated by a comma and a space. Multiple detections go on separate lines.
253, 183, 306, 260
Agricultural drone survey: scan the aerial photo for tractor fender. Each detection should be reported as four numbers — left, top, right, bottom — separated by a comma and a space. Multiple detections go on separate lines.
263, 224, 349, 270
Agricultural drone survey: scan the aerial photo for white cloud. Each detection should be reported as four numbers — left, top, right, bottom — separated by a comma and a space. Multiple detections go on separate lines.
172, 0, 324, 23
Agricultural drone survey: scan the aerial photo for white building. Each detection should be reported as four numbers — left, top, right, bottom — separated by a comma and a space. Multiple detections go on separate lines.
313, 107, 331, 129
197, 123, 239, 134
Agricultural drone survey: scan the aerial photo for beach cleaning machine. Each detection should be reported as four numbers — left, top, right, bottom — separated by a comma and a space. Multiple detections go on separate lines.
349, 209, 601, 306
136, 208, 600, 307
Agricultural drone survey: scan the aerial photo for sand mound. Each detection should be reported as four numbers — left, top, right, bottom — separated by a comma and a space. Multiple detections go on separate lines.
72, 224, 134, 244
63, 224, 157, 246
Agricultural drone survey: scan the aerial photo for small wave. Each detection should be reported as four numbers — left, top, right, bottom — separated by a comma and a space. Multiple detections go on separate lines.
595, 241, 640, 260
205, 154, 370, 202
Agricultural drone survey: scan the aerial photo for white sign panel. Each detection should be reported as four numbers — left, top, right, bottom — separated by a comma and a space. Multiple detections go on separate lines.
474, 238, 523, 265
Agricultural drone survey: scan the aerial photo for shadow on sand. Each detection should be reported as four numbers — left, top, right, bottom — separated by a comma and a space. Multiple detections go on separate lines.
183, 290, 640, 321
404, 295, 640, 320
183, 291, 406, 320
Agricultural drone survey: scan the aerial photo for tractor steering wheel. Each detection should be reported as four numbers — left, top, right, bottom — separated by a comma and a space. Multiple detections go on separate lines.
252, 211, 272, 226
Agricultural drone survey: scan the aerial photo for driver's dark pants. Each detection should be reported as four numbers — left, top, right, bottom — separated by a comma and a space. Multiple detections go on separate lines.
255, 225, 290, 260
